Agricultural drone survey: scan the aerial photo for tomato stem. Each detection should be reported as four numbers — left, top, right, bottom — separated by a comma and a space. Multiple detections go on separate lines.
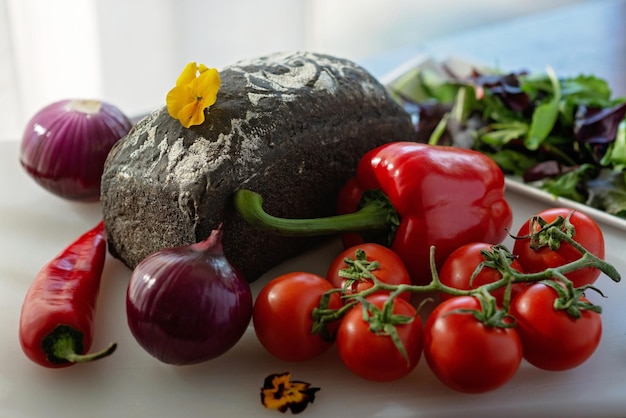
313, 224, 619, 332
309, 223, 620, 365
356, 296, 415, 366
548, 226, 620, 282
309, 212, 621, 367
338, 249, 382, 291
541, 280, 604, 318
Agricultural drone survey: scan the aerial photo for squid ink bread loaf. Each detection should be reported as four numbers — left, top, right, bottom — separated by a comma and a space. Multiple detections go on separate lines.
101, 51, 415, 282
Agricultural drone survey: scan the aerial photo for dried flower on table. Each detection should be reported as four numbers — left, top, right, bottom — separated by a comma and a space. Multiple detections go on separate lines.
260, 372, 320, 414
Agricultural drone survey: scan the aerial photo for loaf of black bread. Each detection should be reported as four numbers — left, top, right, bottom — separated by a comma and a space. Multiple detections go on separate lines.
101, 51, 415, 282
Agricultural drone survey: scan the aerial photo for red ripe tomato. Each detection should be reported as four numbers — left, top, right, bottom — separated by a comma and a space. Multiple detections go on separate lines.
253, 272, 342, 362
512, 208, 605, 287
326, 243, 411, 301
337, 294, 423, 382
438, 242, 525, 305
510, 282, 602, 371
423, 296, 522, 393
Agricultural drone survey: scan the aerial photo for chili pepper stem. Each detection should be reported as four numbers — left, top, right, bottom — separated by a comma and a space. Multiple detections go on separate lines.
43, 324, 117, 365
234, 188, 393, 237
58, 340, 118, 364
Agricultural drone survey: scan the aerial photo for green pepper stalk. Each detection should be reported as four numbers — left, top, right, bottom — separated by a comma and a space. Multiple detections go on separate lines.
235, 141, 513, 285
235, 188, 396, 239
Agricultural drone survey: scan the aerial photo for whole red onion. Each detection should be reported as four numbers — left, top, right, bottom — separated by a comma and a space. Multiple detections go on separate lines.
126, 228, 253, 365
19, 99, 132, 201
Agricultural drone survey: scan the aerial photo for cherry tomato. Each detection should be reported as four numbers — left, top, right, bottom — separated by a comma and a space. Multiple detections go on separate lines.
512, 208, 605, 287
337, 294, 423, 382
510, 282, 602, 371
423, 296, 522, 393
253, 272, 342, 362
438, 242, 525, 306
326, 243, 411, 301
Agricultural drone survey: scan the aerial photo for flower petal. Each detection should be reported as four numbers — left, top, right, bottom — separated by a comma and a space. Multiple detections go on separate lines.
178, 100, 206, 128
166, 62, 221, 128
176, 62, 199, 87
194, 68, 221, 107
166, 85, 194, 119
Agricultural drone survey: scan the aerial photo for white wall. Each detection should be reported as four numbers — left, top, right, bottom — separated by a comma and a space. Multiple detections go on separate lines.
0, 0, 19, 141
307, 0, 586, 60
93, 0, 309, 118
6, 0, 102, 129
1, 0, 587, 141
93, 0, 182, 118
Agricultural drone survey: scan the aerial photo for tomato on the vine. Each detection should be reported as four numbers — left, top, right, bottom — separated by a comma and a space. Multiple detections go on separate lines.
337, 294, 423, 382
253, 272, 342, 362
512, 208, 605, 287
510, 282, 602, 371
438, 242, 525, 305
326, 243, 411, 301
423, 296, 522, 393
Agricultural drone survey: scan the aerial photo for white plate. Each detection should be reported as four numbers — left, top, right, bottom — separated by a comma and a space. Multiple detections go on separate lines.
505, 177, 626, 232
382, 55, 626, 234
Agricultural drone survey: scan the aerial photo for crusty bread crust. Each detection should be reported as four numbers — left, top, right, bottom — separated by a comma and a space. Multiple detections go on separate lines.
101, 51, 415, 282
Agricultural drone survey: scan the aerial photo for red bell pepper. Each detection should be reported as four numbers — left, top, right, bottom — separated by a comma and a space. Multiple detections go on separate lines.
19, 221, 116, 368
336, 142, 512, 283
234, 142, 512, 284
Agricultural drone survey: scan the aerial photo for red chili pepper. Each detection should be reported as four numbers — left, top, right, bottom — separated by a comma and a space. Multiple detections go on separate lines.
234, 142, 512, 284
19, 221, 116, 368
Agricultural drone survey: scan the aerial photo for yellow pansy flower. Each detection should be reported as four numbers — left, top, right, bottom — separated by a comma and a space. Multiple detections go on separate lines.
166, 62, 220, 128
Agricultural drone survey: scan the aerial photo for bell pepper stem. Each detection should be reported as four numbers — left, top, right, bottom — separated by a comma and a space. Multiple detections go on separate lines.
233, 188, 395, 237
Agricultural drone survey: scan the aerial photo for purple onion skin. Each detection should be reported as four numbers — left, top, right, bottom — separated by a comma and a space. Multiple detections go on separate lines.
126, 229, 253, 365
19, 99, 132, 202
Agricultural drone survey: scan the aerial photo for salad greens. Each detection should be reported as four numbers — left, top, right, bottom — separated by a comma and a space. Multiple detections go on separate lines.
389, 60, 626, 219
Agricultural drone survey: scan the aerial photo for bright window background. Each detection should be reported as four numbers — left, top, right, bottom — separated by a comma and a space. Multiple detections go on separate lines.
0, 0, 586, 141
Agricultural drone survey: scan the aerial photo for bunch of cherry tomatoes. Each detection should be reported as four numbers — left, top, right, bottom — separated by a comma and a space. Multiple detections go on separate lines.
251, 208, 614, 394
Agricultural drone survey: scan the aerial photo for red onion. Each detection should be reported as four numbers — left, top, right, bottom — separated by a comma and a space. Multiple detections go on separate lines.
126, 228, 253, 365
19, 99, 132, 201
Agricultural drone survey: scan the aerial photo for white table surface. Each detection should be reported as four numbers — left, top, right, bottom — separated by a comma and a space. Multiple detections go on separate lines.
1, 131, 626, 418
4, 3, 626, 416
